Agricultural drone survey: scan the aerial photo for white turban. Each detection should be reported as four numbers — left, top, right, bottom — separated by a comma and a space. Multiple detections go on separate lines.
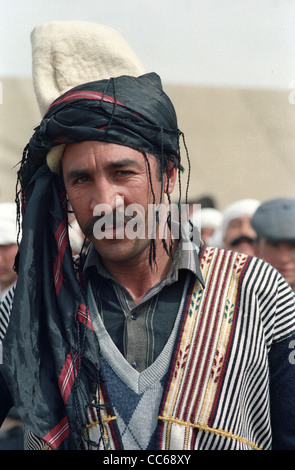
199, 208, 223, 229
0, 202, 18, 245
221, 199, 261, 241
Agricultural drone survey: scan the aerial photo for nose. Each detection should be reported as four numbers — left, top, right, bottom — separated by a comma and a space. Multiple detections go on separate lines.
0, 246, 6, 262
241, 219, 257, 239
90, 177, 123, 216
278, 245, 292, 264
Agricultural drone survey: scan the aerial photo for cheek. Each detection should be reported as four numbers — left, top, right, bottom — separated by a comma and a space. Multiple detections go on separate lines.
224, 228, 237, 242
260, 247, 277, 265
3, 246, 18, 264
66, 188, 92, 225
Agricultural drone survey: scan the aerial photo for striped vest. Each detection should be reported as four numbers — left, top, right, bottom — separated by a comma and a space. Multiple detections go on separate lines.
93, 246, 275, 450
25, 246, 295, 449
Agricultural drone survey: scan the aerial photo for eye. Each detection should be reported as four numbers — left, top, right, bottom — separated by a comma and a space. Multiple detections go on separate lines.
72, 175, 90, 185
114, 170, 134, 178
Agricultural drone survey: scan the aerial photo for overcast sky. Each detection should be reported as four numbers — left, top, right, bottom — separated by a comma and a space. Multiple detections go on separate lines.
1, 0, 295, 89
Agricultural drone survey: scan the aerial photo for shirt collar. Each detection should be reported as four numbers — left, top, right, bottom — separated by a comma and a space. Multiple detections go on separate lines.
83, 231, 205, 288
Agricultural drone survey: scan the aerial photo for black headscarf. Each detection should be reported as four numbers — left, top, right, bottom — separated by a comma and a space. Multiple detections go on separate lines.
20, 72, 183, 188
1, 73, 186, 449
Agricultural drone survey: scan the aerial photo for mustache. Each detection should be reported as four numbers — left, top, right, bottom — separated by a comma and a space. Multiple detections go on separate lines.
230, 235, 257, 247
84, 211, 136, 239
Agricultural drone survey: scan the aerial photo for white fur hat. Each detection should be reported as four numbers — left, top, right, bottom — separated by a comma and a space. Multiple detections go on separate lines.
31, 21, 146, 116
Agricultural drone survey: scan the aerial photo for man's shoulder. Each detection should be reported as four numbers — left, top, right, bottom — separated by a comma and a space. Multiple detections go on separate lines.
200, 244, 253, 269
203, 245, 273, 269
202, 245, 293, 294
204, 246, 295, 340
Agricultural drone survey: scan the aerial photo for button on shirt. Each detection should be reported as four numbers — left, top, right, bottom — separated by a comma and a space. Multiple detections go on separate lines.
84, 239, 204, 372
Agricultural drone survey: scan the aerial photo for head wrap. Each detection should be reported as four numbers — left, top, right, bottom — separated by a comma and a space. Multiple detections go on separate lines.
2, 72, 185, 450
20, 73, 182, 188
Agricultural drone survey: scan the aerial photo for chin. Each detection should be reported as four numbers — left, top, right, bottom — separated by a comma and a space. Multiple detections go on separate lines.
92, 237, 151, 264
234, 244, 256, 257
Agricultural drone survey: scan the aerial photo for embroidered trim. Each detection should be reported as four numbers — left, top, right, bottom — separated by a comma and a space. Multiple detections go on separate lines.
87, 416, 117, 430
160, 248, 249, 449
158, 415, 262, 450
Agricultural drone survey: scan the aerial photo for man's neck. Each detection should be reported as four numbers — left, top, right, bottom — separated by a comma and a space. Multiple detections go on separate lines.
101, 241, 178, 304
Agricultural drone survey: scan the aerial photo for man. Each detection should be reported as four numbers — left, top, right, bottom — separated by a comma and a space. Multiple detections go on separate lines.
0, 203, 18, 303
221, 198, 261, 256
0, 202, 23, 449
0, 203, 18, 341
252, 197, 295, 290
0, 73, 294, 451
187, 207, 223, 245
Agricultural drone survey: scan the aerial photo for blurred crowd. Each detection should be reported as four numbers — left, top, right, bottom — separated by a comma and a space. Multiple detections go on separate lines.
187, 195, 295, 292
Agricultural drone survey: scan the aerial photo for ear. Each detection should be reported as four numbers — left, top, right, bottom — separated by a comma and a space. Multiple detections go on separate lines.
164, 160, 178, 195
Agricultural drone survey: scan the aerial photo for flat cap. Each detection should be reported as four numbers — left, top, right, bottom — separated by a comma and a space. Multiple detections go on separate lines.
251, 197, 295, 242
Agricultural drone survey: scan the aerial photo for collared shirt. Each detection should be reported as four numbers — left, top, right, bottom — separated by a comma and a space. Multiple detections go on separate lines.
84, 237, 204, 372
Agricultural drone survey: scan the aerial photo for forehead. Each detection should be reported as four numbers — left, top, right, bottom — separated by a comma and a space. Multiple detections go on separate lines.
62, 140, 146, 168
263, 240, 295, 248
227, 215, 252, 228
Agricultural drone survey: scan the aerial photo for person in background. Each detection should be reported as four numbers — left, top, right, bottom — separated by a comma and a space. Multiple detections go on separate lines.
186, 195, 216, 218
69, 219, 85, 255
0, 203, 18, 303
188, 207, 223, 245
221, 198, 261, 256
0, 202, 23, 450
252, 197, 295, 291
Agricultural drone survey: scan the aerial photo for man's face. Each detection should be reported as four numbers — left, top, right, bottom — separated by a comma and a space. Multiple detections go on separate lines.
0, 244, 18, 292
62, 141, 177, 267
223, 215, 258, 256
201, 227, 215, 243
257, 239, 295, 289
